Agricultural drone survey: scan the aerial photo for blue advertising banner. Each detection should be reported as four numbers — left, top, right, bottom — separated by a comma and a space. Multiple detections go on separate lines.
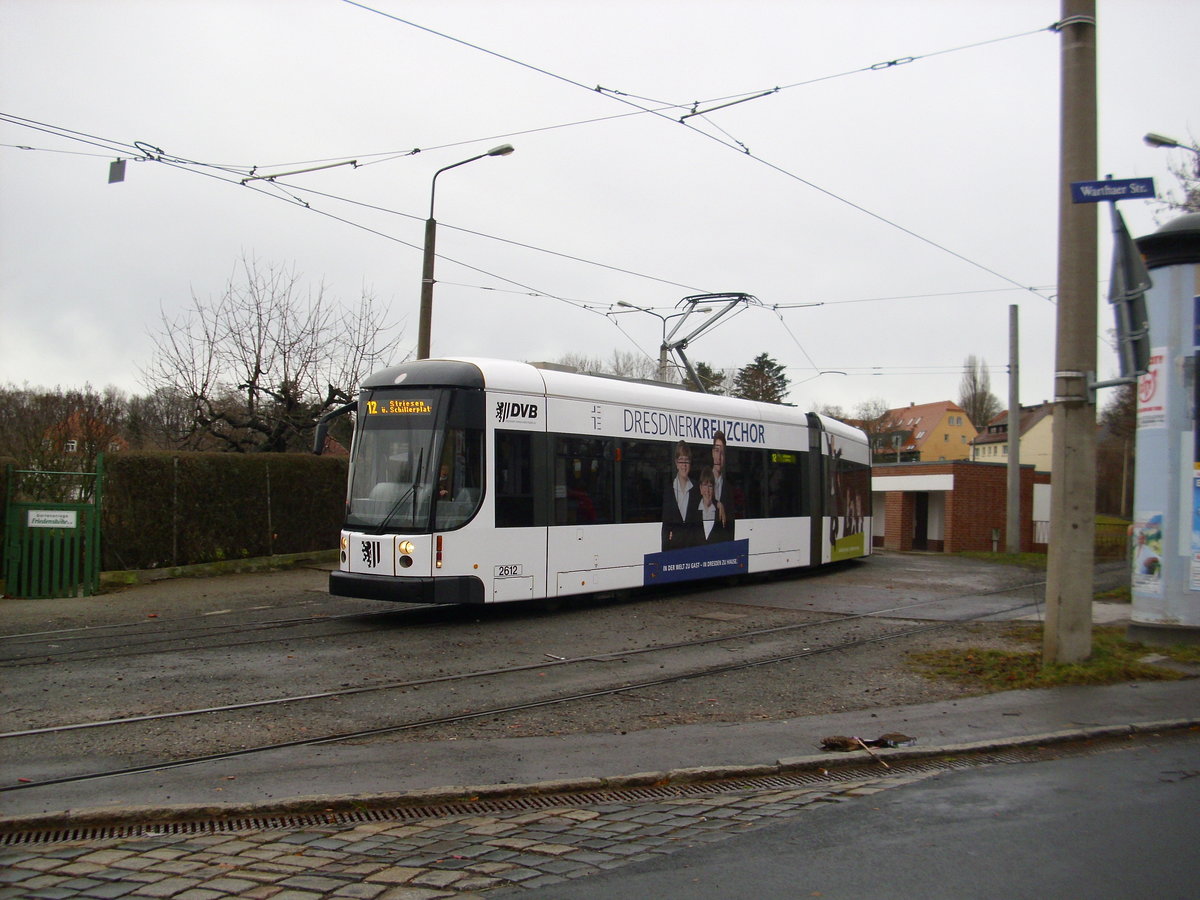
643, 539, 749, 585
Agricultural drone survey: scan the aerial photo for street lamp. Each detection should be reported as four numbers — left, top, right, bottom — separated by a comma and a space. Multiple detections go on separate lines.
1144, 132, 1187, 150
417, 143, 515, 360
1144, 132, 1200, 175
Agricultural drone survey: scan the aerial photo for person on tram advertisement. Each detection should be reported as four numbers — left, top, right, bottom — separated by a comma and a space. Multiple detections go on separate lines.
825, 431, 869, 558
697, 466, 732, 544
661, 440, 700, 550
709, 429, 743, 524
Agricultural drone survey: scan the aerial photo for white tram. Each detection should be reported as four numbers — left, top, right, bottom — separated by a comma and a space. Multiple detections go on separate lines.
320, 358, 870, 604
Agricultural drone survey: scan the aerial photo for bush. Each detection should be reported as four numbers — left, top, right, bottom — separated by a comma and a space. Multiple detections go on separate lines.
0, 456, 16, 561
101, 451, 347, 570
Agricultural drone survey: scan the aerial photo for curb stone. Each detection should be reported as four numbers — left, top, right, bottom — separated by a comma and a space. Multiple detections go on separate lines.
3, 719, 1197, 835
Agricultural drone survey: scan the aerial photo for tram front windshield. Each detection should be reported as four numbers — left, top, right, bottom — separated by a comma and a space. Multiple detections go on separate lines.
346, 388, 484, 533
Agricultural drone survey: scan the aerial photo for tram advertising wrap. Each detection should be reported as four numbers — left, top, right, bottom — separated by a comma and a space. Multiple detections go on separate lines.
317, 358, 870, 605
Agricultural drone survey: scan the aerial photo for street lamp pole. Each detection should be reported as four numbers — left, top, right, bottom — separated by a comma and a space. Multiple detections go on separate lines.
615, 301, 712, 382
616, 301, 672, 381
417, 143, 514, 360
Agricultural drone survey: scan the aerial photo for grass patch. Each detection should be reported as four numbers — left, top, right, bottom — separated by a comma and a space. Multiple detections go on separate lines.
907, 626, 1198, 692
1094, 585, 1131, 603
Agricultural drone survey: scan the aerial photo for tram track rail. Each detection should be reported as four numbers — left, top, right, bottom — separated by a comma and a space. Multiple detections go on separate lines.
0, 605, 430, 667
2, 580, 1045, 741
1, 580, 1047, 794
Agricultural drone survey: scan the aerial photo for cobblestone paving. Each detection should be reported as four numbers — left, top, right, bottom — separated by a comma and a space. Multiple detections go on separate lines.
0, 773, 934, 899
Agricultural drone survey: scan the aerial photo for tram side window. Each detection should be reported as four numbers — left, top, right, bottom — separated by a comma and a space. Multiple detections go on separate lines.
553, 437, 614, 526
723, 446, 764, 520
619, 439, 663, 524
495, 430, 536, 527
766, 450, 803, 518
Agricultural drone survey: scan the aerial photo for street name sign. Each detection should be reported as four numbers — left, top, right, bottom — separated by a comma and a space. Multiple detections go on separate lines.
1071, 177, 1156, 203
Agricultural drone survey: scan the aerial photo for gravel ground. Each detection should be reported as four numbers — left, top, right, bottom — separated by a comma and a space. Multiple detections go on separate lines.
1, 554, 1061, 767
407, 619, 1031, 743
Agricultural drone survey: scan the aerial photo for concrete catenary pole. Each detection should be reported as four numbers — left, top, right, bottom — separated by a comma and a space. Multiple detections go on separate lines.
1007, 305, 1021, 554
1044, 0, 1098, 665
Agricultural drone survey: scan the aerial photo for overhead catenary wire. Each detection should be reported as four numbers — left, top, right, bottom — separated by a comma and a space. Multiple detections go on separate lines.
340, 1, 1058, 302
5, 11, 1062, 313
0, 120, 1046, 377
0, 111, 699, 331
2, 13, 1062, 309
2, 9, 1066, 375
1, 108, 1062, 378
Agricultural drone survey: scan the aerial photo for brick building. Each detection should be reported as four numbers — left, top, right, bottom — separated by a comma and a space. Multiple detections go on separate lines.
871, 459, 1051, 553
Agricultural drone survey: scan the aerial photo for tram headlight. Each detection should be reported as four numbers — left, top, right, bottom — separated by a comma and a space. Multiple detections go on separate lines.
398, 540, 415, 554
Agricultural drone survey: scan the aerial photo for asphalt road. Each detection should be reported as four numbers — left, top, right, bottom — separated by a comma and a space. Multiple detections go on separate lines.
493, 732, 1200, 899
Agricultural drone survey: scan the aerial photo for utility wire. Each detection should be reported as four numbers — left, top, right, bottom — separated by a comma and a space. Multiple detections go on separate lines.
277, 180, 709, 293
772, 286, 1057, 308
3, 118, 1056, 314
341, 2, 1058, 302
0, 112, 706, 306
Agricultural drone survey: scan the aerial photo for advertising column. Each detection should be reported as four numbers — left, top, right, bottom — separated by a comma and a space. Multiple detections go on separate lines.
1129, 213, 1200, 645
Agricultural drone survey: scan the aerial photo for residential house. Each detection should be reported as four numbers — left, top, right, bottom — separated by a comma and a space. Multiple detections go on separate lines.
43, 411, 129, 458
868, 401, 977, 463
970, 403, 1053, 472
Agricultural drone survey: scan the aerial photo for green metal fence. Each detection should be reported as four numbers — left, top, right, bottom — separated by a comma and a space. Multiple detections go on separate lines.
2, 459, 103, 599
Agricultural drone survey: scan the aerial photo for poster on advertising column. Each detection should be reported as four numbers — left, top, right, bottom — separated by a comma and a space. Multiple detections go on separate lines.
1193, 298, 1200, 590
1136, 348, 1166, 430
1132, 513, 1163, 596
1192, 465, 1200, 591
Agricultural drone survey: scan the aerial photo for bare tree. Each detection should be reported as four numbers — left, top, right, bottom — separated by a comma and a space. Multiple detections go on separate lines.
1153, 136, 1200, 219
552, 352, 607, 373
608, 349, 662, 381
1097, 382, 1136, 517
853, 396, 891, 436
0, 384, 126, 499
814, 402, 847, 420
552, 350, 679, 384
125, 387, 207, 450
144, 255, 401, 452
957, 355, 1001, 430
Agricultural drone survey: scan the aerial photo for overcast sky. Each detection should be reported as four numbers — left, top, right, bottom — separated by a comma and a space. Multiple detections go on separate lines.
1, 0, 1196, 416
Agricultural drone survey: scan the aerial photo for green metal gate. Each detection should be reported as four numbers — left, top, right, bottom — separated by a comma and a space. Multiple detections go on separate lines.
3, 459, 103, 599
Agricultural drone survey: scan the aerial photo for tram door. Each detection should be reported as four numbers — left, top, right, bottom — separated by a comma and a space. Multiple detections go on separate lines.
492, 421, 548, 602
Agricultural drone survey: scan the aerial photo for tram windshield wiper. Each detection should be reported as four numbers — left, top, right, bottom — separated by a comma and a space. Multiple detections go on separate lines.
378, 447, 425, 533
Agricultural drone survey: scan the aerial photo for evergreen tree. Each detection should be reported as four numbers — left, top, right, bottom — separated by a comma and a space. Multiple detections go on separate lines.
732, 353, 790, 403
687, 361, 730, 394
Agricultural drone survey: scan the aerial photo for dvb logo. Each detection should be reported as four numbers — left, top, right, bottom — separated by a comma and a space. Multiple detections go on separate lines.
495, 401, 539, 423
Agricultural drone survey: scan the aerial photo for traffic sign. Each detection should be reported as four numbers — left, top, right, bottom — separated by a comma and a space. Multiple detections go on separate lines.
1071, 177, 1156, 203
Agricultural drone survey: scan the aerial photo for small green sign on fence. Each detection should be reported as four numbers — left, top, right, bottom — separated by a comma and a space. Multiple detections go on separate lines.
3, 459, 103, 599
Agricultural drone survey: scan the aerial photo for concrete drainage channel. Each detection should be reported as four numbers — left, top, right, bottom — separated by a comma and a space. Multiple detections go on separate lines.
4, 724, 1195, 847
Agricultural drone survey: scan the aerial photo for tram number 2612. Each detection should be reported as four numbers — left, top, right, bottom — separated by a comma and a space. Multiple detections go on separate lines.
495, 564, 524, 577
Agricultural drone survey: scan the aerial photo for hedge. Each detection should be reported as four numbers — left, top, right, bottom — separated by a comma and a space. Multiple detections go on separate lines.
101, 451, 348, 570
0, 456, 17, 557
